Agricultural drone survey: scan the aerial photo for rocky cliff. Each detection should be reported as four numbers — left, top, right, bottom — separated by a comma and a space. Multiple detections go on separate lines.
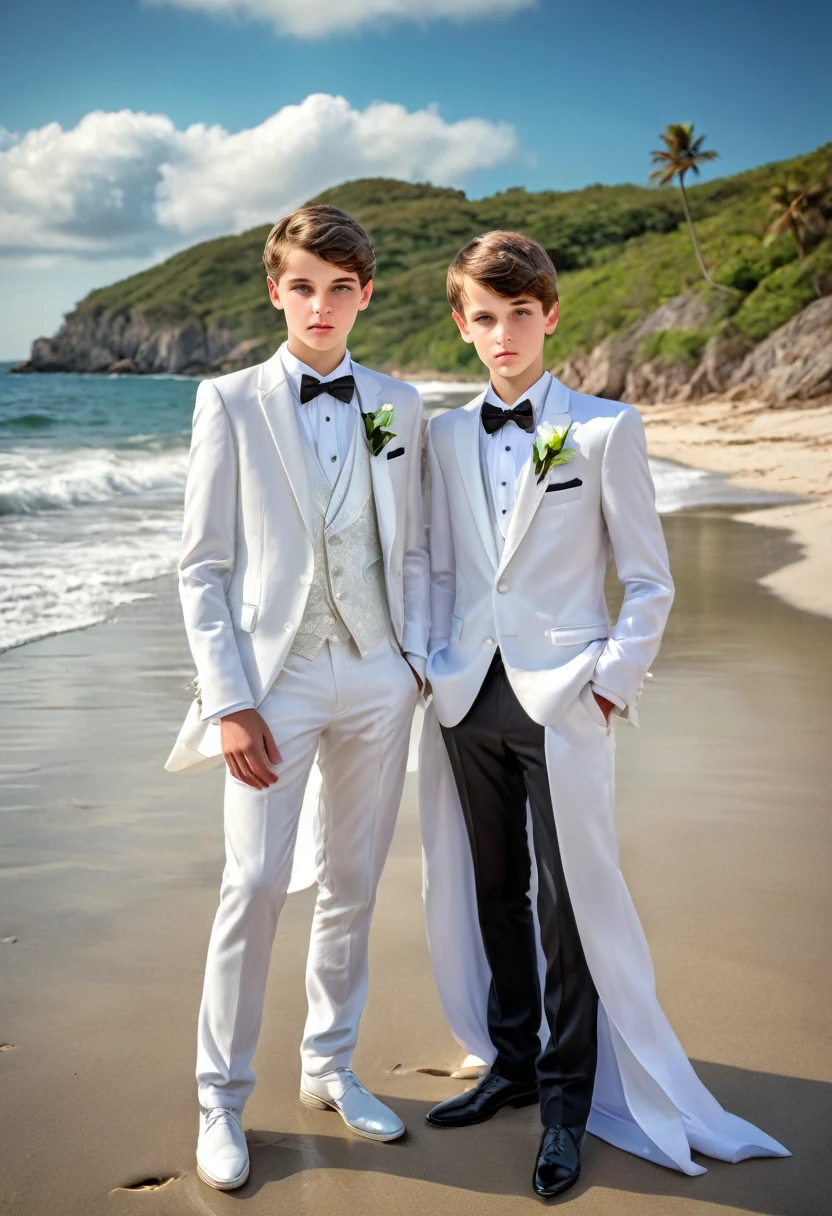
12, 309, 266, 377
554, 293, 832, 406
12, 289, 831, 406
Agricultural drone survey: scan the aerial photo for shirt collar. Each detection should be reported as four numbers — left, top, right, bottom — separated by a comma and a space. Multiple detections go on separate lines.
279, 340, 352, 399
483, 371, 552, 422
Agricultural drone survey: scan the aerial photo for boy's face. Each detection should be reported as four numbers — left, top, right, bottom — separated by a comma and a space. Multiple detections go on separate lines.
268, 248, 373, 355
452, 277, 559, 382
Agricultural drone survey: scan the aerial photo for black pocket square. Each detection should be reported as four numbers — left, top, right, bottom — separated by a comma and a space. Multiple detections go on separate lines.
386, 446, 405, 460
546, 477, 582, 493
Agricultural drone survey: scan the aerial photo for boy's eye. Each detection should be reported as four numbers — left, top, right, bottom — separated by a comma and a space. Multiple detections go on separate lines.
515, 309, 530, 317
474, 314, 493, 323
292, 284, 312, 293
333, 284, 353, 293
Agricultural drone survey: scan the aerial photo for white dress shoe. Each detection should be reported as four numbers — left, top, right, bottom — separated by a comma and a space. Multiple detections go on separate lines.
300, 1068, 405, 1142
196, 1106, 250, 1190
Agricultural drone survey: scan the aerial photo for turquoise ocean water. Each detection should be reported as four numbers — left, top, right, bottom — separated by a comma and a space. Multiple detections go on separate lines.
0, 363, 786, 652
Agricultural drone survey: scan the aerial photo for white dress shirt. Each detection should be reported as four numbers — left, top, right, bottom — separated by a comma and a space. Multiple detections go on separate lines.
281, 344, 358, 486
479, 371, 552, 543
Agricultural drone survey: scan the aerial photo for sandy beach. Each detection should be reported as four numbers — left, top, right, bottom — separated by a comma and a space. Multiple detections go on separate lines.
1, 505, 831, 1216
640, 399, 832, 619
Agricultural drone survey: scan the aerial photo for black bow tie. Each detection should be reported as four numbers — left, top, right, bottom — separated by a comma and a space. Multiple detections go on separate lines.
299, 373, 356, 405
480, 399, 535, 435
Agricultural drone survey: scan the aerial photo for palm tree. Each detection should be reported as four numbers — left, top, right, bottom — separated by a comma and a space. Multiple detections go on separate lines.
650, 123, 728, 292
763, 177, 831, 263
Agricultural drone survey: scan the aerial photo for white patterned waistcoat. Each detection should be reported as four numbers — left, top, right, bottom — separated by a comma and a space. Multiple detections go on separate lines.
292, 419, 393, 660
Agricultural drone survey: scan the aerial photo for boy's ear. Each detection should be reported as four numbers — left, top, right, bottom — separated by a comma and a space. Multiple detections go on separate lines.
267, 276, 284, 312
357, 279, 374, 312
451, 309, 475, 345
544, 301, 560, 336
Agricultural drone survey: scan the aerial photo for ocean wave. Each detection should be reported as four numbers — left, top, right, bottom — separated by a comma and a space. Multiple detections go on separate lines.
650, 458, 793, 513
0, 505, 182, 652
0, 445, 189, 515
0, 412, 56, 430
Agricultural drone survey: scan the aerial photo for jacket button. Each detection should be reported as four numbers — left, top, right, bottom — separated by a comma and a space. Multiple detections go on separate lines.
484, 636, 495, 646
332, 567, 343, 577
330, 536, 342, 547
284, 622, 293, 632
300, 575, 312, 585
497, 581, 509, 593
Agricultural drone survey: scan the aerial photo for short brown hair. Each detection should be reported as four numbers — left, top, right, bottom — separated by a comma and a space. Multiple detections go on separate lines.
263, 204, 376, 286
447, 230, 558, 314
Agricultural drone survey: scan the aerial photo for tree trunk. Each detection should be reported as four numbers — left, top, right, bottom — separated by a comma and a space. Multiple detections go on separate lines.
679, 178, 732, 294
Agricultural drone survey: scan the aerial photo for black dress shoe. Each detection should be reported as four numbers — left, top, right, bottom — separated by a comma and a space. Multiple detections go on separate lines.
533, 1125, 584, 1199
426, 1072, 538, 1128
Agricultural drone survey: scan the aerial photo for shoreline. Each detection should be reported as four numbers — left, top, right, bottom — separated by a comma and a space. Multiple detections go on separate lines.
640, 397, 832, 619
2, 511, 829, 1214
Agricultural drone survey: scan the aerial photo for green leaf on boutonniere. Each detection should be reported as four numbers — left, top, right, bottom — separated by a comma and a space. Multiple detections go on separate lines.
533, 422, 576, 484
363, 403, 397, 456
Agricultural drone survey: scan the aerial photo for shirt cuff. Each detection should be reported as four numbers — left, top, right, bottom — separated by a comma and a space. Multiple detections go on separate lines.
208, 700, 256, 724
590, 682, 627, 714
404, 652, 427, 684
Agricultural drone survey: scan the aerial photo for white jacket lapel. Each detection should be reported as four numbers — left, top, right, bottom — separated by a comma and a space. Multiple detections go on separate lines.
453, 395, 499, 571
497, 378, 572, 577
257, 352, 314, 539
354, 365, 395, 573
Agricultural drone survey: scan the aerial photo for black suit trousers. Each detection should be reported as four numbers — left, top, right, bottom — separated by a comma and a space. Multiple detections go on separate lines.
440, 650, 598, 1131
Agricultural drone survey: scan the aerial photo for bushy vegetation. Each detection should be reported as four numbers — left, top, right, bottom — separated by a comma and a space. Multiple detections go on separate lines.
74, 142, 832, 373
637, 329, 710, 367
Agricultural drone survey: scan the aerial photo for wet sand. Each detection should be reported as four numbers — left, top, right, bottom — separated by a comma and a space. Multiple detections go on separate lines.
1, 510, 831, 1216
640, 399, 832, 618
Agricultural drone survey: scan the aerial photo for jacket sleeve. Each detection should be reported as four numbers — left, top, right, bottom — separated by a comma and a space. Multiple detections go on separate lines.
426, 420, 456, 659
591, 406, 674, 721
178, 379, 255, 721
399, 389, 430, 679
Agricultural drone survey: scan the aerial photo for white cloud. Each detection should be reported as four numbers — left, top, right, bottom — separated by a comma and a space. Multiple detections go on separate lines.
0, 97, 518, 262
146, 0, 536, 38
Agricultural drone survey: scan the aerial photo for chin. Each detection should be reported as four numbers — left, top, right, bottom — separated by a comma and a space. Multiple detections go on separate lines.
306, 329, 342, 347
496, 356, 531, 376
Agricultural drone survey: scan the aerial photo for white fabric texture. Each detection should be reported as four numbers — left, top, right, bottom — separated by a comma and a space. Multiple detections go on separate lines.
292, 405, 393, 659
196, 637, 419, 1111
420, 375, 790, 1173
166, 344, 429, 770
426, 376, 674, 729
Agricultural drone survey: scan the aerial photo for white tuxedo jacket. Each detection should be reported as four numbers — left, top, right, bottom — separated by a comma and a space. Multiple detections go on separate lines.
426, 375, 673, 728
166, 348, 429, 773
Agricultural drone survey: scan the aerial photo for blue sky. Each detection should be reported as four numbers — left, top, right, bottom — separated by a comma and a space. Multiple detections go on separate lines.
1, 0, 830, 357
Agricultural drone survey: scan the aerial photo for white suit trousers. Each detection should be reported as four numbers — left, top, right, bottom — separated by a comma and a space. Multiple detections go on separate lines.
196, 637, 419, 1112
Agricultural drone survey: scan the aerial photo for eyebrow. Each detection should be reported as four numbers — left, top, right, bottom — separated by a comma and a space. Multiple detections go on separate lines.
286, 275, 357, 285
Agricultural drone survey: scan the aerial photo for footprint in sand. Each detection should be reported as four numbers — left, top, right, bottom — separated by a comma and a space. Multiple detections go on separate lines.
388, 1054, 488, 1081
109, 1176, 181, 1193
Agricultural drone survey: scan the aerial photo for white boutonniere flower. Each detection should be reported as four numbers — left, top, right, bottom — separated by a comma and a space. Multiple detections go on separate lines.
363, 404, 396, 456
533, 421, 576, 484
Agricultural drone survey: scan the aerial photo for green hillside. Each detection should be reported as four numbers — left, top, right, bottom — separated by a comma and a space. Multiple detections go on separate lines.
75, 142, 832, 374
